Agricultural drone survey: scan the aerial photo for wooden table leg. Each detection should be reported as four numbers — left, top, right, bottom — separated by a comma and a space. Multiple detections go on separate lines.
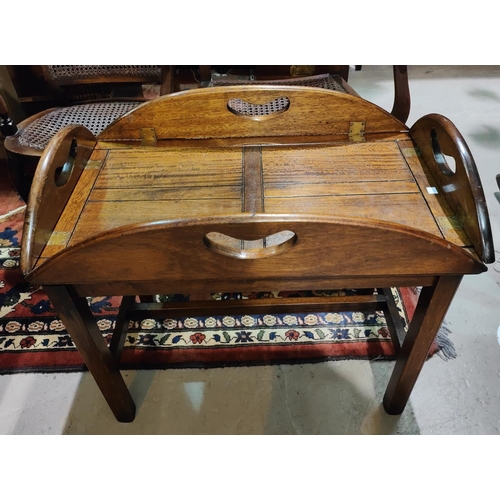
44, 285, 136, 422
139, 295, 155, 303
383, 275, 463, 415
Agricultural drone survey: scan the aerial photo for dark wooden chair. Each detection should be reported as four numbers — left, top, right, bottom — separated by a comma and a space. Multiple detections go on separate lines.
206, 65, 411, 125
2, 65, 178, 201
0, 94, 16, 137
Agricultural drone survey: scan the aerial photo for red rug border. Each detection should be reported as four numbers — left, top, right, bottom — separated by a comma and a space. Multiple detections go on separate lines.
0, 338, 396, 374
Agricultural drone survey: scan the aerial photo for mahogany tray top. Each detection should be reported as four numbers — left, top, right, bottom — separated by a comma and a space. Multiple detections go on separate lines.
40, 142, 469, 249
22, 87, 493, 292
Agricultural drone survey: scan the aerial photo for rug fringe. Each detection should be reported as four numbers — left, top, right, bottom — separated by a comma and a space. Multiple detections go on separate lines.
435, 321, 457, 361
0, 205, 26, 222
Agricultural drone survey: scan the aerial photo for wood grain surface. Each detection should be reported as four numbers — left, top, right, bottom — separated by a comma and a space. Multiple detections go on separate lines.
28, 134, 490, 270
21, 125, 96, 274
26, 215, 485, 287
98, 86, 407, 141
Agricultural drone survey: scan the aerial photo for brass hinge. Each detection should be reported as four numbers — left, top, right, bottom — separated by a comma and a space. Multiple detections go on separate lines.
402, 147, 421, 158
348, 121, 366, 142
290, 65, 316, 77
46, 231, 72, 246
85, 159, 103, 170
140, 128, 157, 146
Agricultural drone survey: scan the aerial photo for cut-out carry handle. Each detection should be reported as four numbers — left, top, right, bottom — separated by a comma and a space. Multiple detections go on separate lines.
410, 113, 495, 264
227, 96, 290, 120
54, 138, 78, 187
204, 230, 296, 259
431, 128, 456, 176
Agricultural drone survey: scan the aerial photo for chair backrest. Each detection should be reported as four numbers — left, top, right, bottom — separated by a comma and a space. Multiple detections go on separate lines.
204, 65, 350, 85
40, 65, 170, 104
252, 65, 350, 81
207, 65, 411, 124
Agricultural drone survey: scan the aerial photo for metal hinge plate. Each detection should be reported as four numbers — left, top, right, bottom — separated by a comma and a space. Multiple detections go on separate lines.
140, 128, 157, 146
402, 147, 421, 158
290, 65, 316, 77
47, 231, 72, 246
349, 121, 366, 142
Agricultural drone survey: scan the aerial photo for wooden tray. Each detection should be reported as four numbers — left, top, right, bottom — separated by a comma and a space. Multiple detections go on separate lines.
21, 86, 495, 422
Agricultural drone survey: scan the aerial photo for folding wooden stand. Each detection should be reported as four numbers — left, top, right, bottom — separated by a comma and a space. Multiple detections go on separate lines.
21, 87, 494, 422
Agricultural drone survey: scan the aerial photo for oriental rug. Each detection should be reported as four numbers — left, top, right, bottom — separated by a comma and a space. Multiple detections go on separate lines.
0, 165, 455, 374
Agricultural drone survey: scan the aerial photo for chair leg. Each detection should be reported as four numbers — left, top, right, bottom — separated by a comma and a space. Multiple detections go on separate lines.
44, 285, 136, 422
390, 65, 411, 124
199, 66, 212, 87
139, 295, 155, 303
6, 153, 33, 203
383, 275, 462, 415
160, 65, 178, 95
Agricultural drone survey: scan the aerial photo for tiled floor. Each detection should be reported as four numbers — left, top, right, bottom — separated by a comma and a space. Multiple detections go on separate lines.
1, 65, 499, 434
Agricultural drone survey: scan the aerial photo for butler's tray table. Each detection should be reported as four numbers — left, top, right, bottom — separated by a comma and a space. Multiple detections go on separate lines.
20, 86, 494, 422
